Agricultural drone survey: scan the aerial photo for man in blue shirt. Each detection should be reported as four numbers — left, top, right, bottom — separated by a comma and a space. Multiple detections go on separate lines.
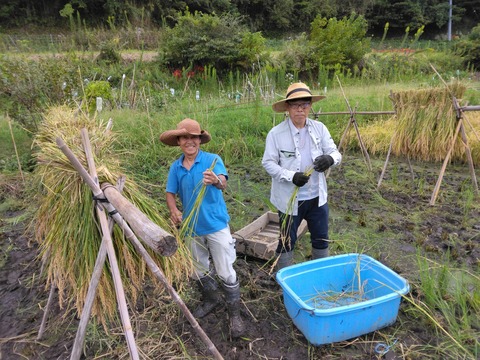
160, 118, 244, 338
262, 83, 342, 270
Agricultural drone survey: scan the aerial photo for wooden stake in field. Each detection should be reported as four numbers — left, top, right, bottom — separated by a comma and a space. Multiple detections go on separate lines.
430, 97, 479, 205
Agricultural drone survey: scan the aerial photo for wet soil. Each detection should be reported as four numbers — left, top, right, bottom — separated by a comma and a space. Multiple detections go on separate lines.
0, 155, 479, 359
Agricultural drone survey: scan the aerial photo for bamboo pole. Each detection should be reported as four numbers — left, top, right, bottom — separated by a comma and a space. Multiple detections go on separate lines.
36, 283, 56, 340
378, 138, 394, 188
454, 98, 479, 196
335, 76, 372, 171
316, 110, 395, 116
70, 130, 140, 360
459, 123, 479, 195
56, 136, 224, 360
70, 130, 124, 360
429, 118, 463, 205
7, 113, 25, 184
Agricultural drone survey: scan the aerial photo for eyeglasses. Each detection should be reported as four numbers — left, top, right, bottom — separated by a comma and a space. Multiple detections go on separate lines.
287, 102, 311, 110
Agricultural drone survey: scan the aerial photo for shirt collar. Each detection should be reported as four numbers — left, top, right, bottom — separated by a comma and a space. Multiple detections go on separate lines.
288, 118, 310, 135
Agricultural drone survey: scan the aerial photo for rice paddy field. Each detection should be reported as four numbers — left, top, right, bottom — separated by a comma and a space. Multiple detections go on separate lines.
1, 75, 480, 359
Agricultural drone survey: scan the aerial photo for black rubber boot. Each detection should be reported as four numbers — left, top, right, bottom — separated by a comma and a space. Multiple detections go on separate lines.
193, 276, 222, 318
275, 251, 294, 271
222, 280, 246, 338
312, 247, 329, 260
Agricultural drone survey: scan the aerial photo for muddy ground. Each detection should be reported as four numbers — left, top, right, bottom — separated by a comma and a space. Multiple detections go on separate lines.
0, 155, 479, 359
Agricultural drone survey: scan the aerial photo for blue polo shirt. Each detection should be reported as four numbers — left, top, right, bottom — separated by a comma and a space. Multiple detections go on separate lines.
166, 150, 230, 236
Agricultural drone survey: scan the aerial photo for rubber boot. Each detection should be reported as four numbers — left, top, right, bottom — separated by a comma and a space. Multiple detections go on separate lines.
312, 247, 329, 260
222, 281, 246, 338
193, 276, 222, 318
276, 251, 294, 271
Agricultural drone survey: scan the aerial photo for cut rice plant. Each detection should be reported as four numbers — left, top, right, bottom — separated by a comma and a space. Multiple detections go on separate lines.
270, 166, 315, 271
32, 105, 193, 323
179, 158, 218, 239
305, 288, 367, 309
279, 166, 314, 249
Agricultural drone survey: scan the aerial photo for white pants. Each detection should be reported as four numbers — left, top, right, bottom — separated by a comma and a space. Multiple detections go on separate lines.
188, 226, 237, 285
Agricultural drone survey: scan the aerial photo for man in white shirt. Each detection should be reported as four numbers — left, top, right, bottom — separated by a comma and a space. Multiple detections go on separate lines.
262, 82, 342, 270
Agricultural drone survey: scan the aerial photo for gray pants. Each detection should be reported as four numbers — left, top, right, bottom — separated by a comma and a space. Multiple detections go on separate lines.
188, 226, 237, 285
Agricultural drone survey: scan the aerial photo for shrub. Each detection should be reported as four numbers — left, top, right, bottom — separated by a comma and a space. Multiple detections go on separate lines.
158, 10, 264, 73
96, 41, 122, 65
454, 23, 480, 70
84, 80, 113, 112
308, 14, 370, 71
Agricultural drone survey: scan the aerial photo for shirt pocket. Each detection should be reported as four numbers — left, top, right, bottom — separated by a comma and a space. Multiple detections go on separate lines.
280, 150, 296, 158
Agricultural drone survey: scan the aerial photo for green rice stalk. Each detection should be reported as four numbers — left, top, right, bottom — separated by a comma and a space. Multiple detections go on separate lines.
180, 158, 218, 238
270, 167, 314, 271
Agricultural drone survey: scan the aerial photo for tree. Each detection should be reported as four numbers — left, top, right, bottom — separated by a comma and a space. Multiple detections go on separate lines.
308, 13, 371, 69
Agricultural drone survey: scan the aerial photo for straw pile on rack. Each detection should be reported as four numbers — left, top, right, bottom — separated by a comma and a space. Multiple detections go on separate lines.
390, 82, 467, 162
32, 105, 193, 322
347, 82, 480, 165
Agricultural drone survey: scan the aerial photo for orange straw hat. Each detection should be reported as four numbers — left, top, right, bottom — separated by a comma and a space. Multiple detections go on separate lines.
272, 82, 326, 113
159, 118, 211, 146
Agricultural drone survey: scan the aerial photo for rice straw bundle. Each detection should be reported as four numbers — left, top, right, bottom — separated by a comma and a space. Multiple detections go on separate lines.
32, 105, 193, 323
345, 83, 480, 165
390, 82, 466, 162
345, 118, 395, 155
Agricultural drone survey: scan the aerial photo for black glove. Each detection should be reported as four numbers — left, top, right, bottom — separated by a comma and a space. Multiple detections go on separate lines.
292, 172, 310, 187
314, 155, 334, 172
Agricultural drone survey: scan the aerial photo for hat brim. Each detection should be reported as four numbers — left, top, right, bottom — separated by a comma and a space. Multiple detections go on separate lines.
272, 94, 326, 113
159, 129, 211, 146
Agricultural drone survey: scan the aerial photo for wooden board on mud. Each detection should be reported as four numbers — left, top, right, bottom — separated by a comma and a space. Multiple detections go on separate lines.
233, 211, 308, 260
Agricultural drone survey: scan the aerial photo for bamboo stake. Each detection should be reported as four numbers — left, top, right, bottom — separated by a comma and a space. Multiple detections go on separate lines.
70, 130, 126, 360
56, 136, 224, 360
36, 283, 56, 340
429, 118, 463, 205
335, 76, 372, 171
377, 138, 394, 188
7, 113, 25, 184
459, 122, 479, 195
454, 98, 479, 195
406, 155, 415, 184
352, 110, 372, 171
76, 130, 140, 360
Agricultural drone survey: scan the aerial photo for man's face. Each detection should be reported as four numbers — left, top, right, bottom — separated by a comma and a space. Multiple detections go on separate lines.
286, 99, 312, 126
177, 134, 201, 155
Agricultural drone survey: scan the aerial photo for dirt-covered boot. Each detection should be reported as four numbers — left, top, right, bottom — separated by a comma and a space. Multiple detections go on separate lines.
222, 280, 246, 338
193, 276, 222, 318
312, 247, 329, 260
276, 251, 294, 271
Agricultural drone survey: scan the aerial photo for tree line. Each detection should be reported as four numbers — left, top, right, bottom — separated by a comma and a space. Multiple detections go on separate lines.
1, 0, 479, 38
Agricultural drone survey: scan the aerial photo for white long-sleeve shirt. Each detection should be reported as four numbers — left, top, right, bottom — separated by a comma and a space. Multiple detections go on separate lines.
262, 117, 342, 215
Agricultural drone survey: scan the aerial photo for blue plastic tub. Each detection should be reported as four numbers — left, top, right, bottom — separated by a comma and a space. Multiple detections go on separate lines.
276, 253, 409, 345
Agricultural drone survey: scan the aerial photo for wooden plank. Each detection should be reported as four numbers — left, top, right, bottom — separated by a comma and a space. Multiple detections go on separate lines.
233, 211, 308, 260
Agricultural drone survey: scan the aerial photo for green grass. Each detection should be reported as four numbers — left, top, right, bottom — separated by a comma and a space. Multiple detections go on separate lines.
0, 115, 33, 173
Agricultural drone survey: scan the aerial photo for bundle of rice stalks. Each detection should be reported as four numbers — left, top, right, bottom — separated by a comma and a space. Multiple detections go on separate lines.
345, 83, 480, 165
32, 105, 193, 323
390, 82, 466, 162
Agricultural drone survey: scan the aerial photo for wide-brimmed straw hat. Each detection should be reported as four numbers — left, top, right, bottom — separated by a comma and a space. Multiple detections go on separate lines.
159, 118, 211, 146
272, 82, 326, 112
